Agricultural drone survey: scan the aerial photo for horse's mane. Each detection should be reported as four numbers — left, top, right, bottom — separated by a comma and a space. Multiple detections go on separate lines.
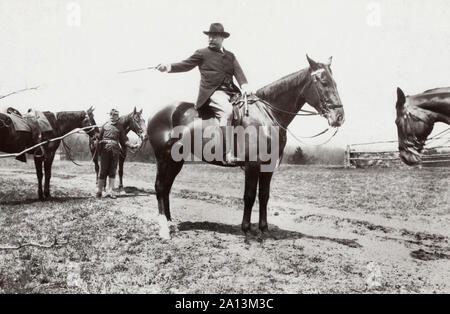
256, 67, 311, 100
118, 112, 132, 125
56, 111, 85, 123
422, 87, 450, 94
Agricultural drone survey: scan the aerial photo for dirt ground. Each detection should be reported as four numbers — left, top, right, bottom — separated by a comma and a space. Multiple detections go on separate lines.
0, 159, 449, 293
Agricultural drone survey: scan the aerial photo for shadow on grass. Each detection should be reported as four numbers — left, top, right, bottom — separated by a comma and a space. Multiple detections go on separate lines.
115, 186, 155, 197
178, 221, 362, 248
0, 196, 91, 206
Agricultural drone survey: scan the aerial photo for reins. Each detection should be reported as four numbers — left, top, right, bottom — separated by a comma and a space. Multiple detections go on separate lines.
255, 68, 341, 146
61, 138, 83, 166
260, 101, 339, 146
0, 125, 98, 159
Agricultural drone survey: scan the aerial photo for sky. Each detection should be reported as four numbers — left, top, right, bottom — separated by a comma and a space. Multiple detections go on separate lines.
1, 0, 450, 148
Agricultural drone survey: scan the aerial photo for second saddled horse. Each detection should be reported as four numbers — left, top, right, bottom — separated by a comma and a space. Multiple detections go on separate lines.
0, 107, 96, 200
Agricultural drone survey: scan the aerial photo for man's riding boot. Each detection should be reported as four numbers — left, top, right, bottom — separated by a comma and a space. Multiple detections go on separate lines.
221, 126, 242, 165
108, 177, 117, 199
96, 179, 105, 199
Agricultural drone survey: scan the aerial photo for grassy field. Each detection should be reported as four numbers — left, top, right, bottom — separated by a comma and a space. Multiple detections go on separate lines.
0, 159, 449, 293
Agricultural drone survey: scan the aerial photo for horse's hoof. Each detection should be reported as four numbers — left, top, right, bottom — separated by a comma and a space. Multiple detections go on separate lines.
159, 228, 171, 240
257, 232, 268, 242
259, 224, 269, 234
241, 223, 251, 234
244, 233, 252, 245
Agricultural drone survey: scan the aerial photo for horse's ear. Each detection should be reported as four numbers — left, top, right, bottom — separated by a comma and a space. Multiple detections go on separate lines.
139, 108, 143, 115
133, 106, 136, 114
306, 54, 320, 70
396, 87, 406, 109
326, 56, 333, 66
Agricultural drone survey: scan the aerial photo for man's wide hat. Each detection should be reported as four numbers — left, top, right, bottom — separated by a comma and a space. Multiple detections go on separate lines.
203, 23, 230, 38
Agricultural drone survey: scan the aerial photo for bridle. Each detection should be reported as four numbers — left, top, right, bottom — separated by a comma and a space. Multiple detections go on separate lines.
308, 68, 343, 115
397, 111, 426, 155
259, 68, 342, 145
82, 111, 97, 137
128, 112, 145, 140
262, 68, 342, 118
125, 112, 147, 155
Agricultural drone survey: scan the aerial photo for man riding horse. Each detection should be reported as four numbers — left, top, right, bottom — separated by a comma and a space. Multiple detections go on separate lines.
156, 23, 253, 165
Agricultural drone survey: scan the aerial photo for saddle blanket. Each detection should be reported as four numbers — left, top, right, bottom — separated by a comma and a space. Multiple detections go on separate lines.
8, 110, 53, 133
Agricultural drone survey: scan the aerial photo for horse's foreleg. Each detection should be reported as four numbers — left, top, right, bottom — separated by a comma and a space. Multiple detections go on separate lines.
94, 157, 99, 185
43, 153, 55, 199
118, 156, 124, 191
155, 157, 184, 239
258, 171, 273, 233
34, 157, 44, 200
242, 163, 260, 234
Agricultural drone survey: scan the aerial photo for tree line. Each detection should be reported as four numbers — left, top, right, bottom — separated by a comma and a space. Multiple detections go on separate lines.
58, 134, 344, 165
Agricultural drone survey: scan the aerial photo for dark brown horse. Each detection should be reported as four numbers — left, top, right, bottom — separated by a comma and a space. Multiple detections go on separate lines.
0, 107, 96, 200
90, 107, 147, 189
147, 56, 345, 239
395, 87, 450, 165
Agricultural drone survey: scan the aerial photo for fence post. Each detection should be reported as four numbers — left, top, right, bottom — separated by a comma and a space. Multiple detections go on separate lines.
344, 145, 351, 168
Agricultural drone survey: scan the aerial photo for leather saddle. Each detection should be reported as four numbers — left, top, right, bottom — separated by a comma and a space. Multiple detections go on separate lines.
195, 93, 262, 126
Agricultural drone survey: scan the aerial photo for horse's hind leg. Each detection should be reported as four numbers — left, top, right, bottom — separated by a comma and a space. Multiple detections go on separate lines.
34, 157, 44, 200
258, 171, 273, 234
94, 156, 99, 185
43, 152, 55, 199
155, 156, 184, 239
118, 155, 125, 192
242, 163, 260, 235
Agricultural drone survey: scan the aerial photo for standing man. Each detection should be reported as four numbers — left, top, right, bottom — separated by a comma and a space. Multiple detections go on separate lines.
156, 23, 252, 164
96, 109, 138, 199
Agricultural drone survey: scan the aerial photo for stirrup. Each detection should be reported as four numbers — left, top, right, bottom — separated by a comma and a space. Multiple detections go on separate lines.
222, 152, 243, 166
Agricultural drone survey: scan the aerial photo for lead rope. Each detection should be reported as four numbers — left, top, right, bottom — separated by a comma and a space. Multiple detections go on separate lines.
0, 125, 98, 159
61, 138, 83, 166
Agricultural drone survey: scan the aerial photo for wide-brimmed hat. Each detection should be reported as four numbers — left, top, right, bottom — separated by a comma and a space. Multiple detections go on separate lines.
203, 23, 230, 38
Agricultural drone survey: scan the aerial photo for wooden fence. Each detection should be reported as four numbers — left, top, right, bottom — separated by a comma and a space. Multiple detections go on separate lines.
344, 140, 450, 168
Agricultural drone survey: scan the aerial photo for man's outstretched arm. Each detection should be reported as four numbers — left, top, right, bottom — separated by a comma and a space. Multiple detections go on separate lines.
157, 50, 203, 73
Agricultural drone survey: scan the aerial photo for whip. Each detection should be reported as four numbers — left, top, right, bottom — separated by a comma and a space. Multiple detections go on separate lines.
117, 66, 158, 74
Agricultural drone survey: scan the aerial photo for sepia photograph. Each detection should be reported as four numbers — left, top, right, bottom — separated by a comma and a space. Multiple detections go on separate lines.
0, 0, 449, 299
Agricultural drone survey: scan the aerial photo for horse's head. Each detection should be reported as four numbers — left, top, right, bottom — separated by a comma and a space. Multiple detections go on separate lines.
395, 88, 433, 166
129, 107, 146, 140
304, 55, 345, 127
82, 106, 97, 137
